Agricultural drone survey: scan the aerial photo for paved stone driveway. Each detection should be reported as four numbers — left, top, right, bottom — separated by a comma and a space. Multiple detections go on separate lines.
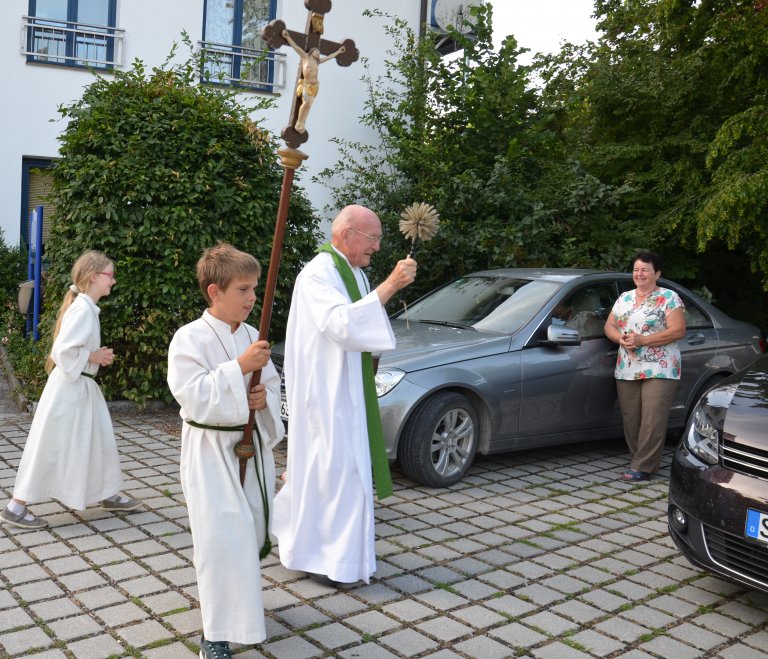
1, 401, 768, 658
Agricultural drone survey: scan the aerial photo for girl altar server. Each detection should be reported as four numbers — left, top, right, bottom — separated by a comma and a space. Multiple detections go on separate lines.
0, 250, 141, 529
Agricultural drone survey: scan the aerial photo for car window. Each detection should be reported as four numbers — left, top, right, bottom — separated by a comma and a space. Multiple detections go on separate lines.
678, 295, 712, 329
395, 276, 562, 334
553, 284, 616, 339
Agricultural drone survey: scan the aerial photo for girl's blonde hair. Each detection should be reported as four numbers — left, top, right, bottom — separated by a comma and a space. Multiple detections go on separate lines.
45, 250, 113, 374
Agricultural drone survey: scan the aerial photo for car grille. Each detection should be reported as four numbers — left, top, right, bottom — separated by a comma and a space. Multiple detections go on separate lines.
703, 524, 768, 589
721, 438, 768, 480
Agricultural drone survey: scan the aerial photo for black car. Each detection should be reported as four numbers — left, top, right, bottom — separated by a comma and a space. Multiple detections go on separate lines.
668, 351, 768, 594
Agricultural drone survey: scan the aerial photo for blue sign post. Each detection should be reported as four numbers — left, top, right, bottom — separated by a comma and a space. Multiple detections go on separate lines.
27, 206, 44, 341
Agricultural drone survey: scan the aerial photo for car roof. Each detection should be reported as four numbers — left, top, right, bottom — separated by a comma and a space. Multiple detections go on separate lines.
466, 268, 610, 283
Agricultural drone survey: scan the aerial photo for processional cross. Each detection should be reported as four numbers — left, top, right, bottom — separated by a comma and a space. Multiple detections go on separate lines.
234, 0, 359, 486
262, 0, 359, 149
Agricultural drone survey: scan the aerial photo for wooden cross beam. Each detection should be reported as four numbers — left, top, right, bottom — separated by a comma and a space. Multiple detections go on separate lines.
262, 0, 359, 149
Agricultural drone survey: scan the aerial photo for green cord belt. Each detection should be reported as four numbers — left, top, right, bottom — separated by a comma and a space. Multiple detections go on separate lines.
183, 418, 272, 559
185, 419, 245, 432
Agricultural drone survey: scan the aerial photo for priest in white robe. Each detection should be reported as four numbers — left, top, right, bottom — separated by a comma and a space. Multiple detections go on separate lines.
272, 204, 417, 586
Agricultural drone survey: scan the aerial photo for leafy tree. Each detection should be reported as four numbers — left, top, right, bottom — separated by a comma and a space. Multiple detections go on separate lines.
0, 229, 25, 305
317, 6, 633, 303
543, 0, 768, 296
42, 45, 320, 404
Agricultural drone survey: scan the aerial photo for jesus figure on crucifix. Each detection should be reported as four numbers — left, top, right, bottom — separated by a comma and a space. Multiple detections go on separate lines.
282, 29, 346, 133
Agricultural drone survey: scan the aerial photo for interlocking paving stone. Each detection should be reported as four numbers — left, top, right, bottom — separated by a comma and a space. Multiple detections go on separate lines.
337, 642, 399, 658
719, 644, 768, 659
345, 610, 400, 635
29, 596, 82, 621
619, 603, 676, 629
0, 607, 35, 633
692, 610, 752, 636
142, 641, 199, 658
262, 634, 324, 658
550, 599, 604, 624
3, 563, 49, 584
454, 634, 519, 659
305, 620, 361, 649
450, 603, 506, 629
13, 580, 65, 603
530, 640, 591, 658
163, 608, 202, 635
594, 616, 651, 643
74, 585, 127, 610
720, 600, 768, 625
567, 628, 625, 655
644, 593, 700, 617
274, 603, 331, 629
380, 628, 439, 656
667, 621, 727, 650
57, 569, 107, 591
142, 590, 190, 615
95, 600, 149, 626
115, 618, 175, 647
416, 615, 473, 642
0, 626, 52, 654
484, 593, 537, 617
639, 635, 704, 659
47, 613, 103, 641
489, 621, 548, 647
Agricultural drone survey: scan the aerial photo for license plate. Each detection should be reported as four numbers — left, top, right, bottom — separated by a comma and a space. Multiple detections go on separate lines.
280, 398, 289, 420
745, 508, 768, 545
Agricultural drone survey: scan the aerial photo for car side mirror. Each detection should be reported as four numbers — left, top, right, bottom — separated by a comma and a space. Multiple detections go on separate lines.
543, 324, 582, 346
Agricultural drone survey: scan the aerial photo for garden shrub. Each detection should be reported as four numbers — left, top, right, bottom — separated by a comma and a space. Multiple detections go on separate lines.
38, 48, 320, 405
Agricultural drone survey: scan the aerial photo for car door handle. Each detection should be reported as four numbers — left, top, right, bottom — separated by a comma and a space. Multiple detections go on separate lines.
688, 334, 706, 345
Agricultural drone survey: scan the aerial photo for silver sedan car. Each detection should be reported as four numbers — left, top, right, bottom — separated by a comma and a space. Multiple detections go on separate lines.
274, 269, 765, 487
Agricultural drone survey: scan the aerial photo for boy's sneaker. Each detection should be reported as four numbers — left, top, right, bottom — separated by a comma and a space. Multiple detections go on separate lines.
0, 506, 48, 529
199, 635, 232, 659
100, 497, 143, 512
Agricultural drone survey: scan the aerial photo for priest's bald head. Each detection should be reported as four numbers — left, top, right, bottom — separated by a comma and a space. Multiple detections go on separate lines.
331, 204, 384, 268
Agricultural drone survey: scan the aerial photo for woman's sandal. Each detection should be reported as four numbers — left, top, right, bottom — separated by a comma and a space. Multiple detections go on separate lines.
619, 469, 650, 482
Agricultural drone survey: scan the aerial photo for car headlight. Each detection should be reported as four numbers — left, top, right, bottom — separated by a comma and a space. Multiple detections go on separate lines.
684, 383, 737, 465
685, 402, 721, 464
375, 368, 405, 397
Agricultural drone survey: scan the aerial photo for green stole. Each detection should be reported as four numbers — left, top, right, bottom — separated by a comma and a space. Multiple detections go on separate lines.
317, 243, 394, 499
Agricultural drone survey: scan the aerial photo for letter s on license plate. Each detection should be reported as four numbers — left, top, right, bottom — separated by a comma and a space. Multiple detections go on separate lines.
745, 508, 768, 545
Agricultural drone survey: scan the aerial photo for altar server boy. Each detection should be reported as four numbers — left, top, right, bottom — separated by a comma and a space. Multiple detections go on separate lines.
167, 243, 283, 658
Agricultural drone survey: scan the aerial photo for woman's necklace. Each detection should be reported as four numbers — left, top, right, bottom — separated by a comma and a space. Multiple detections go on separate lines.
635, 287, 658, 302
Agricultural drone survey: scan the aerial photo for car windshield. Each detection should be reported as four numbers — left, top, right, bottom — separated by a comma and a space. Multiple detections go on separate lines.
395, 276, 562, 334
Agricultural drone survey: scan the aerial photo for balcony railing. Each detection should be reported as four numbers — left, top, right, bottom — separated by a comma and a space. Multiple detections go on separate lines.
21, 15, 125, 69
198, 40, 287, 92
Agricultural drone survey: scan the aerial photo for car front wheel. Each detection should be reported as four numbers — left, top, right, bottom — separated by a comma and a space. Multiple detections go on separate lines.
397, 391, 479, 487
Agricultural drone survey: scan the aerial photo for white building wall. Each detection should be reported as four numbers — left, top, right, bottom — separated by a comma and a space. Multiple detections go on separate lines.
0, 0, 424, 246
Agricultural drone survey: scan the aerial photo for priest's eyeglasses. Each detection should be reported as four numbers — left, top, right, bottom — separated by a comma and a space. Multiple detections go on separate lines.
350, 228, 383, 244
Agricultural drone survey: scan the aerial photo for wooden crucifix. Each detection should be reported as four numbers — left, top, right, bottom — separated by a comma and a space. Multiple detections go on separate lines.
262, 0, 359, 149
234, 0, 359, 488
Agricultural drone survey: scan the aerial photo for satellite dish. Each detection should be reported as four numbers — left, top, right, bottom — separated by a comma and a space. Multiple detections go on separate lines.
432, 0, 481, 34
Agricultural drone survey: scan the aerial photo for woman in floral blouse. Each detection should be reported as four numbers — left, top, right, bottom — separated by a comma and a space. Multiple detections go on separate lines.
604, 250, 686, 481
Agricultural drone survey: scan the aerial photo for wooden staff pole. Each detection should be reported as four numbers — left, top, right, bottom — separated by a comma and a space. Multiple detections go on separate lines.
234, 148, 307, 485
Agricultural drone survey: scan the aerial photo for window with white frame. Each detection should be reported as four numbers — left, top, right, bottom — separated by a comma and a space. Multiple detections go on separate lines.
24, 0, 122, 69
201, 0, 283, 91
